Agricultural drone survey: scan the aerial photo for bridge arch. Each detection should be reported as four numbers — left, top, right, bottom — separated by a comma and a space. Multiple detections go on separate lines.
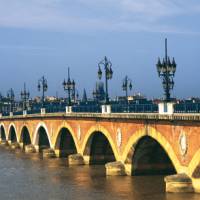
19, 126, 32, 149
123, 127, 181, 174
82, 126, 118, 164
54, 126, 78, 157
8, 123, 18, 143
0, 123, 6, 141
33, 122, 52, 151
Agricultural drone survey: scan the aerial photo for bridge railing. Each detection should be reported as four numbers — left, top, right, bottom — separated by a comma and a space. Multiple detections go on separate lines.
13, 111, 23, 116
27, 109, 42, 115
174, 103, 200, 113
45, 106, 66, 113
111, 104, 158, 113
72, 105, 101, 113
3, 102, 200, 117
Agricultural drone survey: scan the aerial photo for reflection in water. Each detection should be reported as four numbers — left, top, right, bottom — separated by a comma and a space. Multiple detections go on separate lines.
0, 146, 199, 200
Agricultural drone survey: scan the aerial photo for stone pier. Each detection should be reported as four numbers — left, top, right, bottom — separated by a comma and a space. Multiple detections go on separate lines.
24, 144, 36, 153
1, 140, 8, 146
164, 173, 194, 193
105, 161, 126, 176
42, 148, 56, 158
68, 154, 84, 165
10, 142, 21, 150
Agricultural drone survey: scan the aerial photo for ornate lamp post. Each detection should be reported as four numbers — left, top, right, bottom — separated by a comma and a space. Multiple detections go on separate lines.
156, 38, 177, 102
122, 76, 132, 103
38, 76, 48, 107
21, 83, 30, 110
98, 56, 113, 104
7, 88, 15, 113
62, 68, 75, 106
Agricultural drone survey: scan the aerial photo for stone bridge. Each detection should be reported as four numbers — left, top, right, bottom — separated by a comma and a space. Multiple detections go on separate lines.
0, 112, 200, 192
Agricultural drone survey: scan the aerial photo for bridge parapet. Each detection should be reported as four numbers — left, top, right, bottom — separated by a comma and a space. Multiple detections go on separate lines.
1, 112, 200, 122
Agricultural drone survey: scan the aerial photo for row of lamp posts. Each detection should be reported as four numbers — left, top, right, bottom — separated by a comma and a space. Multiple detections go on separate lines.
4, 38, 177, 114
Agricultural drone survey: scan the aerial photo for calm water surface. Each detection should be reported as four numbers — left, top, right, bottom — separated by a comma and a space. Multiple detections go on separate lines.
0, 146, 199, 200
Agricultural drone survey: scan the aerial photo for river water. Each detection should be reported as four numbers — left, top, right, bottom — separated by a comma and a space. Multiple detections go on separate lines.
0, 146, 199, 200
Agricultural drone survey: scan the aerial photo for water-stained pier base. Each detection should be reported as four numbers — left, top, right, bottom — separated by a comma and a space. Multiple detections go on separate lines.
165, 173, 194, 193
105, 161, 126, 176
68, 154, 84, 165
42, 148, 56, 158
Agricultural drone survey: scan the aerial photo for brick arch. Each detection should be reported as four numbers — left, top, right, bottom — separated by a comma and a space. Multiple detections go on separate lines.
81, 125, 119, 161
53, 123, 79, 152
122, 127, 181, 173
8, 123, 18, 142
0, 123, 6, 139
33, 122, 53, 148
19, 125, 32, 144
0, 123, 6, 130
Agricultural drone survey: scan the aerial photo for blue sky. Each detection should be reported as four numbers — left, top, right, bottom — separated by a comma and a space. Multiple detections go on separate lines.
0, 0, 200, 99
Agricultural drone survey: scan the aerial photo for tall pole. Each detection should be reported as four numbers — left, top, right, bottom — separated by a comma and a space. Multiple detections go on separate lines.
21, 83, 30, 110
24, 83, 26, 110
38, 76, 48, 108
122, 76, 132, 104
42, 76, 45, 107
68, 68, 71, 106
98, 56, 113, 105
165, 38, 168, 62
156, 38, 177, 102
164, 39, 170, 101
7, 88, 14, 113
125, 76, 128, 101
105, 59, 109, 104
63, 67, 75, 107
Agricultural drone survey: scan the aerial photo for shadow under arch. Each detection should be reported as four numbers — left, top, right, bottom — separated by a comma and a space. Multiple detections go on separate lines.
33, 124, 51, 152
83, 130, 116, 165
131, 136, 176, 175
8, 125, 17, 143
123, 127, 180, 175
20, 126, 31, 149
54, 127, 77, 157
0, 125, 6, 141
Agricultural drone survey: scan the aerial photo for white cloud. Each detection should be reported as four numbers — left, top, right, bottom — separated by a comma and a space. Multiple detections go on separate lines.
0, 0, 199, 34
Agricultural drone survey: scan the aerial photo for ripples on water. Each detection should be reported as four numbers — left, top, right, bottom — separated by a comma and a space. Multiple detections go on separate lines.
0, 146, 199, 200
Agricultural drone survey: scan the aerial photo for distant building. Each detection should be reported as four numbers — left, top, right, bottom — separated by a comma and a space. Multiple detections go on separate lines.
46, 96, 57, 102
82, 89, 88, 103
92, 81, 105, 102
117, 93, 152, 104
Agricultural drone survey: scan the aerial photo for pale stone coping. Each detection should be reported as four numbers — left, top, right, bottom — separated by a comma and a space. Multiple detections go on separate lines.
1, 112, 200, 121
165, 173, 192, 183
